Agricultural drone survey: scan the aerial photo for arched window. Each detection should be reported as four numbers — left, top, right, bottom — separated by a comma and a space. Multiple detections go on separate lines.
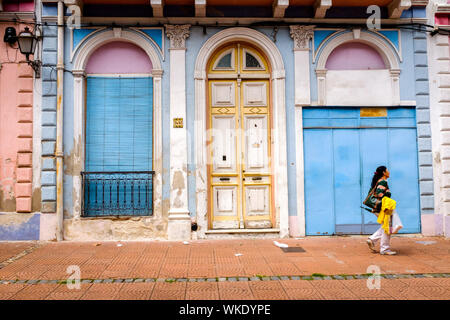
315, 31, 401, 106
325, 42, 386, 70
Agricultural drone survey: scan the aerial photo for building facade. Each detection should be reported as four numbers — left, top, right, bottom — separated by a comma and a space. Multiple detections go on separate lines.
1, 0, 445, 240
0, 0, 49, 240
428, 0, 450, 237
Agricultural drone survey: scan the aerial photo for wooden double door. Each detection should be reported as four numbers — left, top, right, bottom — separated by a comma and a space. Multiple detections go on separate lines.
207, 43, 274, 230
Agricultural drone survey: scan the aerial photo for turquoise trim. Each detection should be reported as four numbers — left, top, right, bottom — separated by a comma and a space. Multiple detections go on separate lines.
314, 30, 336, 53
378, 31, 399, 52
139, 29, 163, 51
73, 29, 98, 51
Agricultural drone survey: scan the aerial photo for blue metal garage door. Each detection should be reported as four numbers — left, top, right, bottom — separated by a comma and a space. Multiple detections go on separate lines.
303, 108, 420, 235
83, 77, 154, 217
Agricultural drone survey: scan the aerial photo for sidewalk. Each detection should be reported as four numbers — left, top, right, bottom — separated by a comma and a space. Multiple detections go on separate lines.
0, 236, 449, 300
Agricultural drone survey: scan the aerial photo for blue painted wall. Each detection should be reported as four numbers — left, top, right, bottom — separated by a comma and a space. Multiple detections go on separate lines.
38, 18, 432, 232
0, 214, 40, 241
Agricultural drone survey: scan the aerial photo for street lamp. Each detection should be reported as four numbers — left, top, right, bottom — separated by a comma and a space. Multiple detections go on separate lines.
3, 26, 42, 78
17, 27, 41, 78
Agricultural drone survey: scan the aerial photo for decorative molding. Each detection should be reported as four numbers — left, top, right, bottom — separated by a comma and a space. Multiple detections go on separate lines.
411, 0, 428, 6
73, 29, 162, 71
150, 0, 164, 18
388, 0, 412, 19
113, 27, 122, 38
165, 24, 191, 49
290, 25, 314, 51
273, 0, 289, 18
193, 27, 288, 238
70, 27, 106, 63
316, 31, 400, 70
314, 0, 332, 19
436, 4, 450, 14
315, 31, 401, 106
195, 0, 206, 17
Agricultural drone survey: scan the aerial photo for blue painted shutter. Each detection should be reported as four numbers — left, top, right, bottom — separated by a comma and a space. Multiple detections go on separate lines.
84, 77, 153, 216
86, 77, 153, 172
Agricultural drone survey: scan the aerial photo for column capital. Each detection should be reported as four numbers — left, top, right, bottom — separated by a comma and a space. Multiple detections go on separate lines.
152, 69, 164, 77
290, 25, 315, 50
165, 24, 191, 49
72, 70, 86, 78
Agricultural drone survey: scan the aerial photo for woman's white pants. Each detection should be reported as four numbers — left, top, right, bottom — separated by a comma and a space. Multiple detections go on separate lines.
369, 227, 391, 253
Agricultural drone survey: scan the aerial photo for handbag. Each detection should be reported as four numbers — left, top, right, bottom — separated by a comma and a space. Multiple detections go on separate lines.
363, 185, 378, 209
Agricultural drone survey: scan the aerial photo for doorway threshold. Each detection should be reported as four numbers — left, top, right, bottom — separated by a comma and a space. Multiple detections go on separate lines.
205, 228, 280, 234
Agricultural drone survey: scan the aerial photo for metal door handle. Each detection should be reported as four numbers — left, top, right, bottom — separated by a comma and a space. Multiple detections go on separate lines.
220, 177, 230, 181
252, 177, 262, 181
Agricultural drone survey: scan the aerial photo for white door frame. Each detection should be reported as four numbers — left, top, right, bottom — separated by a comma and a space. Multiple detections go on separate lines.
194, 27, 289, 238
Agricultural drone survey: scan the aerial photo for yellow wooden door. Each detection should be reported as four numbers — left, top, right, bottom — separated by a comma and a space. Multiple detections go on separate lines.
208, 44, 273, 229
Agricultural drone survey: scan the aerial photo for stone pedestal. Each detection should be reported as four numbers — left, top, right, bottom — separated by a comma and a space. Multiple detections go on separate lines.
167, 211, 191, 241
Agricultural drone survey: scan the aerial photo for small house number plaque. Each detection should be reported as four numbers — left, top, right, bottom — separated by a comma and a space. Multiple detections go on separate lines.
173, 118, 183, 128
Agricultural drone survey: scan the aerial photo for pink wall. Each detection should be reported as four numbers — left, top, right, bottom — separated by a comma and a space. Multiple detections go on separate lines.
86, 41, 153, 74
325, 42, 386, 70
0, 24, 34, 213
2, 1, 34, 12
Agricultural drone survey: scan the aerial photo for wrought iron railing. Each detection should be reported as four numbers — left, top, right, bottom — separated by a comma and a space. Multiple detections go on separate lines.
81, 171, 155, 217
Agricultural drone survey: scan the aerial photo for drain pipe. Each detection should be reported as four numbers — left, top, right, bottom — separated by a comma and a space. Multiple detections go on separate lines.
55, 0, 65, 241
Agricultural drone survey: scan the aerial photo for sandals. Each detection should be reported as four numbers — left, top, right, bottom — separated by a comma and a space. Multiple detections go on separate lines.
366, 239, 377, 253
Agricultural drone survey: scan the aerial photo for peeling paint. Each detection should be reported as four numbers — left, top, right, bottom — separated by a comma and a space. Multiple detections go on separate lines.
64, 216, 169, 240
0, 189, 16, 212
172, 170, 185, 208
0, 212, 34, 226
31, 188, 41, 212
434, 151, 441, 164
64, 139, 82, 176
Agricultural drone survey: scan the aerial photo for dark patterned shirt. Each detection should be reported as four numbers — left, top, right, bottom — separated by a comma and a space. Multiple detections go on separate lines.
373, 179, 391, 213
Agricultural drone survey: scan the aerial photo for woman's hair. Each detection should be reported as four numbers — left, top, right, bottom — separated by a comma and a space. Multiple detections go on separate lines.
371, 166, 387, 189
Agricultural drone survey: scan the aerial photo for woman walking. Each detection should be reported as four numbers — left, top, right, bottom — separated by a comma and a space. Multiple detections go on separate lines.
366, 166, 398, 255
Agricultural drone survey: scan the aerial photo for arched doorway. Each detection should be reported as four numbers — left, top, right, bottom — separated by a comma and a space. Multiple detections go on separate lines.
206, 43, 275, 230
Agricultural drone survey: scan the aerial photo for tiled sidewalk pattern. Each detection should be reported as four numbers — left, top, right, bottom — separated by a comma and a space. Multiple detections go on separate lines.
0, 237, 449, 300
0, 277, 448, 300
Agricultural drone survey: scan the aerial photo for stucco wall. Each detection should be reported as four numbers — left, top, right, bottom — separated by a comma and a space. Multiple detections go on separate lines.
0, 22, 37, 240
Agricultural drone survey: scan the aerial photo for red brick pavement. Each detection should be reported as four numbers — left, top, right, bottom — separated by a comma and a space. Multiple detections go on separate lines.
0, 236, 448, 300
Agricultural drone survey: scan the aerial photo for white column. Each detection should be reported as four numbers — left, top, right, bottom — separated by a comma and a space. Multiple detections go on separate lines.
390, 69, 401, 106
152, 69, 164, 220
165, 24, 191, 241
290, 25, 314, 106
72, 70, 86, 220
290, 25, 314, 237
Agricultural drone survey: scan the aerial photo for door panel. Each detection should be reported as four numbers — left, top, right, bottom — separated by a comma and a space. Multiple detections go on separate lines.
244, 115, 268, 172
243, 82, 267, 107
211, 82, 236, 107
212, 115, 236, 173
212, 185, 239, 229
304, 130, 335, 235
387, 128, 420, 233
333, 130, 363, 234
